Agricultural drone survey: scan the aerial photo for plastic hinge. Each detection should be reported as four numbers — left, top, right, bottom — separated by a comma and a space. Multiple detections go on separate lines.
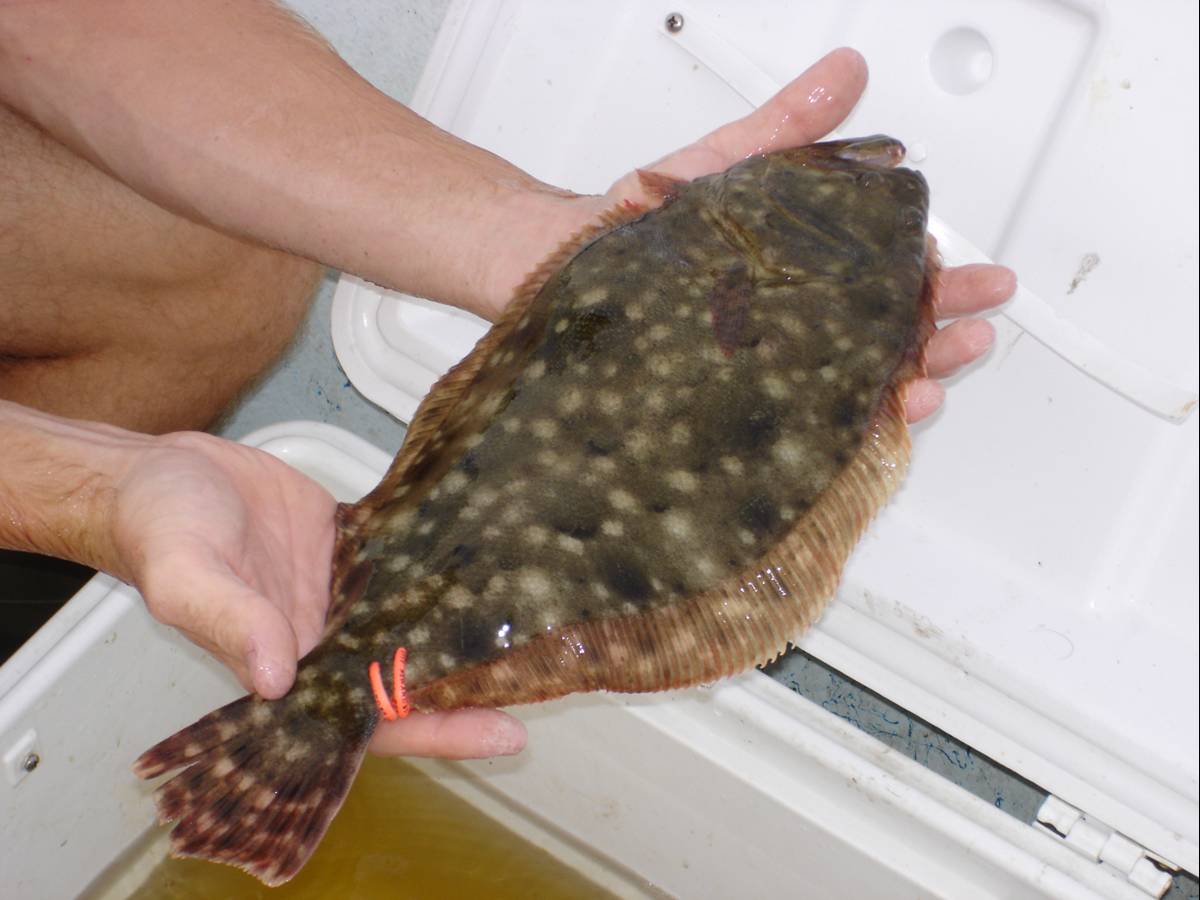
1035, 795, 1176, 898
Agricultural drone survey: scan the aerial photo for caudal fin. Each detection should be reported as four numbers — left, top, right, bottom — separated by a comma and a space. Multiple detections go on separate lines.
134, 690, 376, 885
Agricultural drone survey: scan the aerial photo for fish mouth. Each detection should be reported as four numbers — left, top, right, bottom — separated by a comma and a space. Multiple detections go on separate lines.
785, 135, 907, 169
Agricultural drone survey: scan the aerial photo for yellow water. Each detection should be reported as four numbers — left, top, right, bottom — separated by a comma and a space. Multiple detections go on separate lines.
123, 756, 617, 899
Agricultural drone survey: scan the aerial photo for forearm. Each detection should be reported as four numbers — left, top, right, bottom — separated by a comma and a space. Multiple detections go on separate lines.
0, 399, 143, 580
0, 0, 584, 318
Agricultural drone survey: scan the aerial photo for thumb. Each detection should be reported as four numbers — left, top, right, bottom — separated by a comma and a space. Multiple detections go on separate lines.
140, 550, 300, 699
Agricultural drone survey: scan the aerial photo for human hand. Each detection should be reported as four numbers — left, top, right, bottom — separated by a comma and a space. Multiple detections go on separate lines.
486, 48, 1014, 423
110, 430, 526, 758
600, 48, 1014, 423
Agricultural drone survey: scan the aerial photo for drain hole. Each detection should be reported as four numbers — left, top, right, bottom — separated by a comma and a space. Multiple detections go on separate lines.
930, 27, 994, 95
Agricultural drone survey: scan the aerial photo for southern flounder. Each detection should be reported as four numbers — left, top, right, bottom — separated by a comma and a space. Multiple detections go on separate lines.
134, 135, 937, 885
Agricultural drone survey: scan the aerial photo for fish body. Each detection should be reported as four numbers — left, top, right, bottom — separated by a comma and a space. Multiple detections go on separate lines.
135, 136, 936, 884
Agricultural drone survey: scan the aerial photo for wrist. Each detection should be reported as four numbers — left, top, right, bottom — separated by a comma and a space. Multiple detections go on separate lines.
0, 401, 149, 581
468, 185, 608, 322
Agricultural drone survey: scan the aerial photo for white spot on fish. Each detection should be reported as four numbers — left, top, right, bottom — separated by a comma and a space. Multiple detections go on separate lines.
579, 287, 609, 307
531, 419, 558, 440
469, 486, 500, 508
666, 470, 699, 492
441, 470, 469, 494
648, 356, 675, 378
597, 390, 622, 415
445, 586, 474, 609
518, 568, 554, 601
721, 456, 744, 476
557, 534, 585, 554
771, 440, 806, 468
608, 488, 637, 511
558, 388, 584, 414
648, 324, 671, 342
625, 429, 652, 458
524, 524, 549, 546
601, 519, 625, 537
761, 374, 790, 400
594, 457, 618, 475
663, 510, 694, 539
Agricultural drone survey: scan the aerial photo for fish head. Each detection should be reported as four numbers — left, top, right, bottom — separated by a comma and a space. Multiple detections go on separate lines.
707, 136, 929, 284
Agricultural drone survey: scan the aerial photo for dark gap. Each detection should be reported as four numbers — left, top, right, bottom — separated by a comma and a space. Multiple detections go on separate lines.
760, 645, 1046, 823
0, 549, 95, 664
761, 648, 1200, 897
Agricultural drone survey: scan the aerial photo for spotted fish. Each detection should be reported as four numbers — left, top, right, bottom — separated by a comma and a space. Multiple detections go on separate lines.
134, 135, 937, 884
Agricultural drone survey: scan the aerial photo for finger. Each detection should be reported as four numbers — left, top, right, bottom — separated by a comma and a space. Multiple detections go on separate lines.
937, 263, 1016, 318
369, 709, 528, 760
607, 48, 869, 206
702, 47, 868, 160
141, 548, 300, 698
904, 378, 945, 423
924, 318, 995, 379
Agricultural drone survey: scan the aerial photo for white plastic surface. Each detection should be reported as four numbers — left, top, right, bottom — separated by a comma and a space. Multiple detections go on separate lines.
0, 422, 1149, 899
330, 0, 1200, 872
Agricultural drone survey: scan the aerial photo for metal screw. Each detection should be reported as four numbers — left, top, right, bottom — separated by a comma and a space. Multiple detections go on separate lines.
665, 12, 684, 33
23, 752, 40, 773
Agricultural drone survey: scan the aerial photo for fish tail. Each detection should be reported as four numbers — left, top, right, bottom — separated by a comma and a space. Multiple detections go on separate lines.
133, 683, 376, 886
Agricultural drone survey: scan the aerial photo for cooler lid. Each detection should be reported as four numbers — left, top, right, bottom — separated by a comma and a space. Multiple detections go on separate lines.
331, 0, 1198, 871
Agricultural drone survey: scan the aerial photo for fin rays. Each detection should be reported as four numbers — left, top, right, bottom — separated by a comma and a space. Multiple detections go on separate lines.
133, 691, 375, 886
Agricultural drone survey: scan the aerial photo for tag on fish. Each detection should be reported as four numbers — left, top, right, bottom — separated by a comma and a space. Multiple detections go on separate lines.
134, 136, 937, 885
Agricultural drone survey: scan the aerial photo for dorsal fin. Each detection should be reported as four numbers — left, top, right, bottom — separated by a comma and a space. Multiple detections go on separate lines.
408, 256, 939, 710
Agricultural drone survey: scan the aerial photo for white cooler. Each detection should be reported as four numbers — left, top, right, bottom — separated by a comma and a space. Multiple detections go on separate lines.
2, 1, 1196, 898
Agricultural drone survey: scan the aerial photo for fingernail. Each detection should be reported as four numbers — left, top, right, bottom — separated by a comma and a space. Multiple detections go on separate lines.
483, 717, 527, 757
247, 639, 288, 699
993, 266, 1018, 298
